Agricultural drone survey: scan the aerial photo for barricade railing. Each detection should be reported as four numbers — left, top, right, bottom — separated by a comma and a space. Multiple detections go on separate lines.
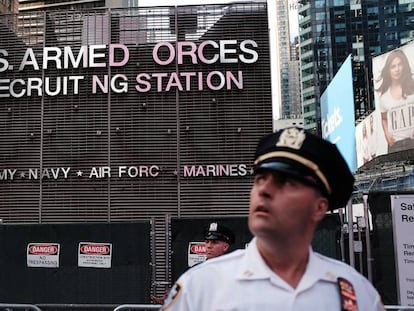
0, 303, 42, 311
36, 304, 117, 309
113, 304, 161, 310
1, 303, 413, 310
0, 303, 162, 310
384, 306, 414, 310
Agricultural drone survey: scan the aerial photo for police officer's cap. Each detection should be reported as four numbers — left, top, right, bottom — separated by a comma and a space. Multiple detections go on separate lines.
204, 222, 235, 244
253, 127, 354, 210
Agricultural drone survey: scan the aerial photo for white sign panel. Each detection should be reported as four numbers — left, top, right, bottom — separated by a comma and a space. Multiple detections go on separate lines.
188, 242, 207, 267
78, 242, 112, 268
27, 243, 60, 268
391, 195, 414, 305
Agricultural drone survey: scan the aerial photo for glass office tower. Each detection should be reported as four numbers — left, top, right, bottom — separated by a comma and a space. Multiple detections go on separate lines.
298, 0, 414, 135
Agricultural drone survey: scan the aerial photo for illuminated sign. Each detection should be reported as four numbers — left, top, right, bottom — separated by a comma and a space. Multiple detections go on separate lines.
321, 54, 357, 173
372, 41, 414, 156
0, 39, 259, 97
0, 164, 250, 181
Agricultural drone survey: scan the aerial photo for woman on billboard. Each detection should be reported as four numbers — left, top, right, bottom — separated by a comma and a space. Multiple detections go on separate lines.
376, 48, 414, 153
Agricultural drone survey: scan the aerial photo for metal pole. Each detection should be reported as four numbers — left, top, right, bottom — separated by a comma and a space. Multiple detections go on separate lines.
356, 217, 363, 275
339, 208, 345, 262
363, 194, 373, 282
347, 199, 355, 267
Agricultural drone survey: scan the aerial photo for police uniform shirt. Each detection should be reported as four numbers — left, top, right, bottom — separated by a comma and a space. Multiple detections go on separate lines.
162, 237, 384, 311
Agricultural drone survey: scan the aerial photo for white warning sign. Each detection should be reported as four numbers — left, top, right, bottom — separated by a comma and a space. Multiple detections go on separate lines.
78, 242, 112, 268
188, 241, 207, 267
27, 243, 60, 268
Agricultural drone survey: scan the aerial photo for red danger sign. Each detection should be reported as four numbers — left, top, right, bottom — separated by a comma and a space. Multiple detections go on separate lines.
28, 244, 58, 255
190, 243, 206, 255
80, 244, 110, 255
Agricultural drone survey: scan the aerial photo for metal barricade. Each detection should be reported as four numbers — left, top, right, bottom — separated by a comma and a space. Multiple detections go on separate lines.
36, 304, 117, 310
113, 305, 161, 311
0, 304, 162, 311
0, 303, 42, 311
112, 304, 414, 311
385, 306, 414, 310
2, 303, 414, 310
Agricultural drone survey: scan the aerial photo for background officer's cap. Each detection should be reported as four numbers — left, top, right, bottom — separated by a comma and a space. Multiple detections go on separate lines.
204, 222, 235, 244
253, 127, 354, 210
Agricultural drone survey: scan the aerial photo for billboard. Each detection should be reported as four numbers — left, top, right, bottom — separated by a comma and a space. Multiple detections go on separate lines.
355, 110, 380, 168
321, 54, 357, 172
390, 194, 414, 306
372, 41, 414, 156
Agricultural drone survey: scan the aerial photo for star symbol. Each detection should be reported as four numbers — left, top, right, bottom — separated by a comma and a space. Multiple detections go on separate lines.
76, 170, 83, 177
20, 171, 26, 178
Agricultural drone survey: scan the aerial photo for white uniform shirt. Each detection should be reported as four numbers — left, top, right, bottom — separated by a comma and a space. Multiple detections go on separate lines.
162, 237, 384, 311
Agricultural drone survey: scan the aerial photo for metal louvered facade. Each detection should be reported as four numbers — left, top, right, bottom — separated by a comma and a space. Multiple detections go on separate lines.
0, 2, 272, 295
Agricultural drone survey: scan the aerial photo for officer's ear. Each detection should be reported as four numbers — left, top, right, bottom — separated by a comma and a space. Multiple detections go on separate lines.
313, 195, 329, 222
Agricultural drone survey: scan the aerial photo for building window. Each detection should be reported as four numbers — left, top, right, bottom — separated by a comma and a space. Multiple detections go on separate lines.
385, 32, 398, 40
367, 7, 379, 16
385, 18, 397, 27
334, 0, 345, 5
335, 23, 346, 30
315, 1, 326, 9
316, 12, 326, 20
335, 36, 346, 42
384, 5, 396, 14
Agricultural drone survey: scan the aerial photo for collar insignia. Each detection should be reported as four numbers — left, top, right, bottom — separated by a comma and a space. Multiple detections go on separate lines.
326, 271, 336, 281
243, 270, 254, 277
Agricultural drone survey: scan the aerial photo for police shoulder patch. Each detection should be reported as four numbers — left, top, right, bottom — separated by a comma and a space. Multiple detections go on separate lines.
337, 277, 359, 311
161, 282, 182, 310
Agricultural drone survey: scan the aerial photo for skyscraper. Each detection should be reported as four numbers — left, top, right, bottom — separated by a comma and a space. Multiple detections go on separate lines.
0, 0, 18, 14
275, 0, 302, 120
298, 0, 414, 135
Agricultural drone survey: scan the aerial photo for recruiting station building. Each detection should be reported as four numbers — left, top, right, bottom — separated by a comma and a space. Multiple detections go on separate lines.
0, 2, 273, 305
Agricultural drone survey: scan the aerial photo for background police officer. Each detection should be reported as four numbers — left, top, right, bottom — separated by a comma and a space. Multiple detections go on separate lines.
151, 222, 235, 305
203, 222, 235, 260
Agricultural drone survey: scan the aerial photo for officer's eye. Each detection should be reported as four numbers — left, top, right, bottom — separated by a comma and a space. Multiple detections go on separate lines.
253, 173, 267, 183
272, 172, 301, 187
272, 172, 290, 186
276, 173, 303, 188
254, 171, 299, 188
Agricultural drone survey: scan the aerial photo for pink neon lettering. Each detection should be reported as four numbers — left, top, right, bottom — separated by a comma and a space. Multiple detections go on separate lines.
109, 44, 129, 66
153, 42, 175, 65
177, 41, 197, 64
198, 40, 219, 64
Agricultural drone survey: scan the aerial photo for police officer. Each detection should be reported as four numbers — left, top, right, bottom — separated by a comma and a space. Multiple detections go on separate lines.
204, 222, 235, 260
151, 222, 235, 304
161, 127, 385, 311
